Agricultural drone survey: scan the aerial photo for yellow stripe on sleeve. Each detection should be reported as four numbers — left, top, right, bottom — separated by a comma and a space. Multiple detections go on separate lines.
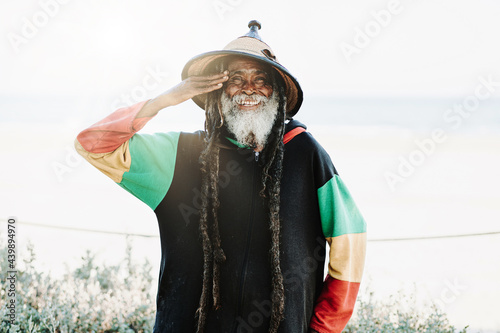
75, 138, 131, 183
326, 232, 367, 283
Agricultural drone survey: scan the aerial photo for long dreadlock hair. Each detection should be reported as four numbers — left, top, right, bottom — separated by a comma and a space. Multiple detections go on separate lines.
195, 57, 288, 333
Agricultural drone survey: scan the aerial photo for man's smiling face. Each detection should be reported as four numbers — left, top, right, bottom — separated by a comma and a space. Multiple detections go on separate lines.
224, 58, 274, 111
220, 57, 279, 150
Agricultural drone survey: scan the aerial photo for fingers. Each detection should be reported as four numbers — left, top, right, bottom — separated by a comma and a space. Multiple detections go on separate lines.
194, 82, 223, 95
165, 71, 229, 106
187, 71, 229, 94
188, 72, 229, 88
189, 70, 229, 82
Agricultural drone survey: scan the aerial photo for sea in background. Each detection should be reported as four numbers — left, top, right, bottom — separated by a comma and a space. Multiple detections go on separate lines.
1, 95, 500, 331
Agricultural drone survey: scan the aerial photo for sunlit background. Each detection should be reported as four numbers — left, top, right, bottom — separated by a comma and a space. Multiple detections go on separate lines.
1, 0, 500, 331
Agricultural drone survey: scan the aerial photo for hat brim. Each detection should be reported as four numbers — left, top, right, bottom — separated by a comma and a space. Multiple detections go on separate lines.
181, 50, 303, 117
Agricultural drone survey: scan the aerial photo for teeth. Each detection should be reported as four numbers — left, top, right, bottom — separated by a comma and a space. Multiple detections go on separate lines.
238, 100, 259, 106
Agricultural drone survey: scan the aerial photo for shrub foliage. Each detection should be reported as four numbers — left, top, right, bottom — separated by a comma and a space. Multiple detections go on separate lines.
1, 235, 469, 332
343, 290, 469, 332
0, 238, 155, 333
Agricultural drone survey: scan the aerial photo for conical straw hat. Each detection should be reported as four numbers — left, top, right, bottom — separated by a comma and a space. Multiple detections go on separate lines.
182, 20, 303, 117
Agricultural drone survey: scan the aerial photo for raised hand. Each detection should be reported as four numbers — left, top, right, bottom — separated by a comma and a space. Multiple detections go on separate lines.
137, 71, 229, 118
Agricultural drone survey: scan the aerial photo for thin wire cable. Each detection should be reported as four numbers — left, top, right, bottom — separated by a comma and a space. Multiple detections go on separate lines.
1, 219, 500, 241
368, 231, 500, 242
0, 219, 158, 238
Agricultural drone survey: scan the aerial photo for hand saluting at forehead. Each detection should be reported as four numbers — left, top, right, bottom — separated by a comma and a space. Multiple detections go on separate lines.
169, 70, 230, 106
137, 71, 229, 118
163, 70, 230, 107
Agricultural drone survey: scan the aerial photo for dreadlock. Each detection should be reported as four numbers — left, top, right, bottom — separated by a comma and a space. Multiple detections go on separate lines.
195, 58, 287, 333
195, 79, 225, 332
259, 83, 287, 333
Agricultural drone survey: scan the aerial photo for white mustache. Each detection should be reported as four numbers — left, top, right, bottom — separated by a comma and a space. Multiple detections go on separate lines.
232, 94, 268, 105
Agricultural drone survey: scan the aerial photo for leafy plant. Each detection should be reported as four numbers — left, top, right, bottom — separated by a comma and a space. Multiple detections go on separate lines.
1, 232, 473, 332
0, 235, 155, 333
343, 288, 470, 333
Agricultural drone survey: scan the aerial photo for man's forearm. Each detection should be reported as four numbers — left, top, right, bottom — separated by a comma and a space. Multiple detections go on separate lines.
76, 93, 176, 154
136, 70, 229, 119
76, 100, 153, 154
77, 70, 229, 153
136, 93, 174, 118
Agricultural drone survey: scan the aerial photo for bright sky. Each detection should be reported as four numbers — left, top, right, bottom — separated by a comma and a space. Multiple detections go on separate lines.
1, 0, 500, 98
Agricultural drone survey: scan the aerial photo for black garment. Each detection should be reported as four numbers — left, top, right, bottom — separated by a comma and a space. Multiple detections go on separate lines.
153, 120, 334, 333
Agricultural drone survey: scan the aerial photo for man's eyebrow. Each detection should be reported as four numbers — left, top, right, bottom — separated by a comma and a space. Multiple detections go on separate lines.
229, 69, 269, 76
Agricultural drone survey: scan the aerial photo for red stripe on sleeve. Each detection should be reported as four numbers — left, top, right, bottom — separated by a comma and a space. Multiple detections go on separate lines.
309, 276, 360, 333
77, 100, 151, 153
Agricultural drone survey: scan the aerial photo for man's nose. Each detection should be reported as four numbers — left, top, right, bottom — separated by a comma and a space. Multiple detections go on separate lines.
241, 80, 255, 95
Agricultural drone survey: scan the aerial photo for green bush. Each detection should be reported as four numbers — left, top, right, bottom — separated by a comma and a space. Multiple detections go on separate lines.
1, 234, 471, 332
343, 289, 470, 333
0, 237, 155, 333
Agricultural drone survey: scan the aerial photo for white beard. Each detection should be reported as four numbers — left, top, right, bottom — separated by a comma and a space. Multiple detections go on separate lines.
221, 91, 279, 148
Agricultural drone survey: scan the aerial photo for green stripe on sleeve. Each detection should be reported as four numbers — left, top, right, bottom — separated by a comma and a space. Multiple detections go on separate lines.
318, 174, 366, 238
118, 132, 180, 210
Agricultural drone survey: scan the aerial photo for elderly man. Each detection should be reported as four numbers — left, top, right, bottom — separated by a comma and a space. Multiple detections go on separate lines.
75, 21, 366, 333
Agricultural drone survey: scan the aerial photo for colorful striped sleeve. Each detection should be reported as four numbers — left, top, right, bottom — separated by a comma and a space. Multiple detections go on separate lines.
309, 174, 367, 333
75, 101, 180, 210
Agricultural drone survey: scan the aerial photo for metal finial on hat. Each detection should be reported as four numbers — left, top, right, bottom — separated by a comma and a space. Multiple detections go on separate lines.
244, 20, 262, 41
